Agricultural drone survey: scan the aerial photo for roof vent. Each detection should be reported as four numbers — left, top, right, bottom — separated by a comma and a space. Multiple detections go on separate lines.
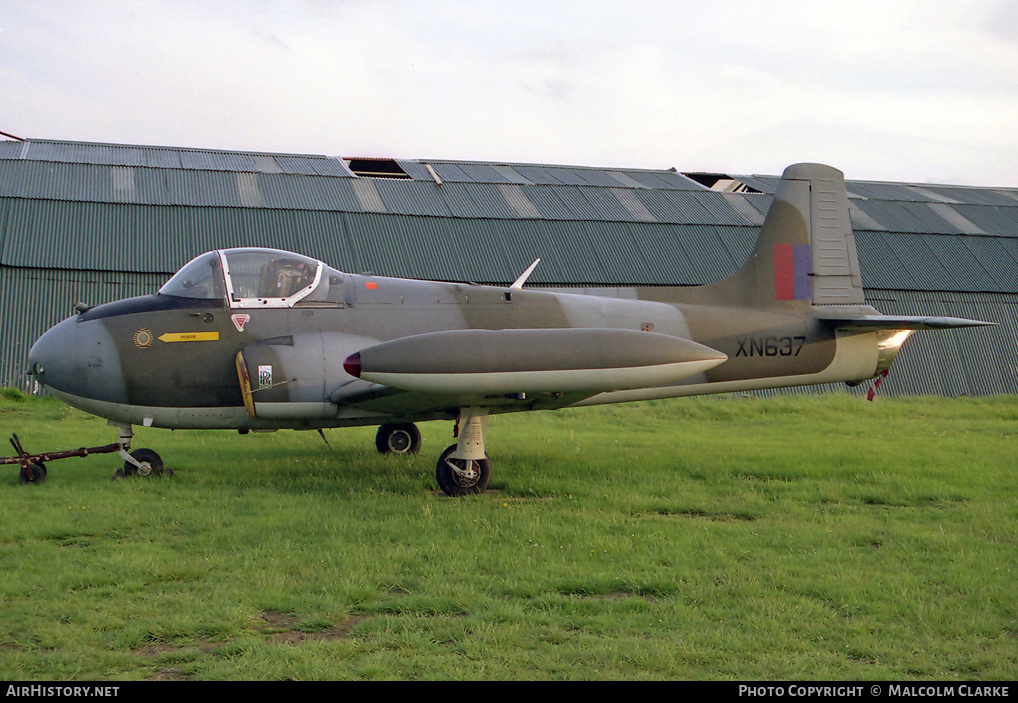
345, 157, 410, 179
684, 173, 761, 193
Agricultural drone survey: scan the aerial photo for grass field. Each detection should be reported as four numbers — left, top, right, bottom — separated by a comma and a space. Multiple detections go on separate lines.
1, 390, 1016, 680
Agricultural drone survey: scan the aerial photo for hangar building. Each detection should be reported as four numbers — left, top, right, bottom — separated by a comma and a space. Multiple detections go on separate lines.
0, 138, 1014, 396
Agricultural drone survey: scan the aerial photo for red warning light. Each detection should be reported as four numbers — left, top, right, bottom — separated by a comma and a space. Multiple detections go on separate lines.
343, 352, 361, 378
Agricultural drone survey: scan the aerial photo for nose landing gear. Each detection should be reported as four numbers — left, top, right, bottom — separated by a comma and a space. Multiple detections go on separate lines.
111, 424, 170, 479
117, 447, 167, 479
2, 425, 170, 484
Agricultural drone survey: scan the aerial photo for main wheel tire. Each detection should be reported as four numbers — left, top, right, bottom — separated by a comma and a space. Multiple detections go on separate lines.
124, 448, 163, 477
435, 444, 491, 497
375, 423, 422, 455
18, 462, 46, 485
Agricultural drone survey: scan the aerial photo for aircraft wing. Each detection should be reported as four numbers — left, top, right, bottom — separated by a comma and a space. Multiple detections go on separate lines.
342, 328, 727, 396
329, 379, 403, 405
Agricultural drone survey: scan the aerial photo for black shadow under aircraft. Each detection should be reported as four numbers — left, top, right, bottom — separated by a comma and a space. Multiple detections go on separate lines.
23, 163, 993, 495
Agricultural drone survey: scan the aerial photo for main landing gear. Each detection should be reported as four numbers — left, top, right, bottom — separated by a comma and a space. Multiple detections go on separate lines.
375, 423, 422, 455
374, 408, 493, 497
436, 408, 491, 497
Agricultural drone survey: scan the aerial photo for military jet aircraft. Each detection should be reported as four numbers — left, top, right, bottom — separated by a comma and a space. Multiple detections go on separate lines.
24, 163, 992, 495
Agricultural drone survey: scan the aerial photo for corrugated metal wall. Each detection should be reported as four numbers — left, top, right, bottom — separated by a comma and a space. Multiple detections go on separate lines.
2, 138, 1017, 397
863, 290, 1017, 396
0, 267, 161, 392
0, 198, 760, 286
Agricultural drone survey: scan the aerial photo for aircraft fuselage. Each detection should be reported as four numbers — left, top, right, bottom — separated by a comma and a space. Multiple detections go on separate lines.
28, 272, 879, 431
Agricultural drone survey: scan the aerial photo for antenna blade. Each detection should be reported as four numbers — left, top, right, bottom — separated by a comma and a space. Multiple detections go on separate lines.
510, 258, 541, 290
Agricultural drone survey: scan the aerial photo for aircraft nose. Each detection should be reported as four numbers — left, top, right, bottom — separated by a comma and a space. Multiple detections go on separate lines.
28, 316, 128, 404
28, 317, 74, 388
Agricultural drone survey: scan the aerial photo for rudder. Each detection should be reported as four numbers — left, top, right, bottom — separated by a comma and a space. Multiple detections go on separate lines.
795, 163, 865, 305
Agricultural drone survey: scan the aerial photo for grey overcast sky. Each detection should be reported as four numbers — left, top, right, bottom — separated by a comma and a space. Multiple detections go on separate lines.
2, 0, 1017, 186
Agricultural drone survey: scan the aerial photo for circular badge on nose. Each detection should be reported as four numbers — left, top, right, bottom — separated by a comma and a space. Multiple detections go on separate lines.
134, 329, 153, 348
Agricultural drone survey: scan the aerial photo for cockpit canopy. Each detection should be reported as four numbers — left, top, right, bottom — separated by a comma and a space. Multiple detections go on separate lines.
159, 248, 337, 308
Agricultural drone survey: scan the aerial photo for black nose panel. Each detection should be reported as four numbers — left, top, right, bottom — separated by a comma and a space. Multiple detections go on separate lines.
28, 317, 127, 404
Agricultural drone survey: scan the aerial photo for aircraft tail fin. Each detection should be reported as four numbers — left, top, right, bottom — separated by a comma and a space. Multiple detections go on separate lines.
725, 163, 997, 329
694, 163, 865, 308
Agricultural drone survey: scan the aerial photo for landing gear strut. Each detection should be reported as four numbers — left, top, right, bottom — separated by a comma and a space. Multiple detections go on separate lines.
435, 408, 491, 497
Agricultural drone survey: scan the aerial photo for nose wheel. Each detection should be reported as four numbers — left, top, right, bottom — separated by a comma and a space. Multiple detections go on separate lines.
121, 448, 165, 478
112, 424, 171, 479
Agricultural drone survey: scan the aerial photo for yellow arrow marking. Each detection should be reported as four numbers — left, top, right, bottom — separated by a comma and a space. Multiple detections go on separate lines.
158, 332, 220, 343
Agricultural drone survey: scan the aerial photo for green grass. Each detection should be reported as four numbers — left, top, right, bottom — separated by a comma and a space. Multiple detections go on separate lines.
1, 392, 1016, 680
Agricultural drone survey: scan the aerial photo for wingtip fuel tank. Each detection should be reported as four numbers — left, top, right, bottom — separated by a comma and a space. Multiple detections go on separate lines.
344, 328, 727, 395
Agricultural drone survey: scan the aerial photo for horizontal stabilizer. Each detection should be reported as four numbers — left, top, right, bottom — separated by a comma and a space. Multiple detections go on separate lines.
344, 328, 727, 395
819, 314, 996, 331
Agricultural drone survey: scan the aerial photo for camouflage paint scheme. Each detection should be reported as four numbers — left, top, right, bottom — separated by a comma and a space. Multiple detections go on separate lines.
27, 164, 991, 494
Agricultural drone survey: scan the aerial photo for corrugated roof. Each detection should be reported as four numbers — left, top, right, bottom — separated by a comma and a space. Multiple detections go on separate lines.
951, 203, 1018, 236
0, 139, 354, 176
0, 141, 25, 160
735, 171, 1018, 204
853, 231, 1018, 293
0, 158, 755, 226
2, 138, 1018, 294
1, 140, 706, 190
727, 171, 1018, 238
6, 140, 1016, 243
420, 159, 704, 190
4, 200, 1018, 290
